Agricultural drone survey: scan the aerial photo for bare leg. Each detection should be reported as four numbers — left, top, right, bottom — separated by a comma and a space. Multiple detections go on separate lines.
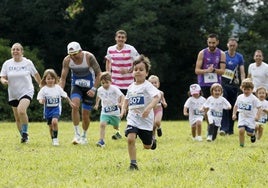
239, 128, 245, 146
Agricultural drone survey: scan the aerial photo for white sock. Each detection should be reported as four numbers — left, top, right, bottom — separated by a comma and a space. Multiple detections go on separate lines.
74, 125, 80, 136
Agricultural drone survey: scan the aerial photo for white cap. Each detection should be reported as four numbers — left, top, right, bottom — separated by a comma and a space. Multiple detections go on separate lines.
190, 84, 201, 95
67, 41, 82, 54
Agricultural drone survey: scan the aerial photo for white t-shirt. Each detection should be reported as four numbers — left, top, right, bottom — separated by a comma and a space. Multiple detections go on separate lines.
256, 99, 268, 125
203, 96, 231, 127
235, 93, 261, 129
126, 80, 160, 131
96, 85, 124, 116
37, 85, 68, 118
184, 96, 206, 125
0, 57, 38, 100
248, 62, 268, 92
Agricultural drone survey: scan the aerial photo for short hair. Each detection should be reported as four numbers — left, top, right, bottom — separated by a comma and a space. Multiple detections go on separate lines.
100, 71, 112, 82
133, 54, 151, 73
240, 78, 254, 90
228, 37, 238, 42
210, 83, 222, 95
115, 30, 127, 37
208, 33, 218, 40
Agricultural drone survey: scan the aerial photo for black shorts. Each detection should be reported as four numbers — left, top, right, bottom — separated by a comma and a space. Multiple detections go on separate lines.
71, 85, 94, 110
125, 125, 153, 145
8, 95, 32, 107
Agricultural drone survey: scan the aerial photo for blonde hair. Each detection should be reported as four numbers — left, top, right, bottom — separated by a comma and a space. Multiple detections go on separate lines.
240, 78, 254, 90
210, 83, 223, 95
11, 43, 24, 54
148, 75, 160, 87
100, 71, 112, 82
40, 69, 59, 87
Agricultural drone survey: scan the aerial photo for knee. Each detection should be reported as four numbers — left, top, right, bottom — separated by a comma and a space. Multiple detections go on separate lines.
143, 145, 151, 149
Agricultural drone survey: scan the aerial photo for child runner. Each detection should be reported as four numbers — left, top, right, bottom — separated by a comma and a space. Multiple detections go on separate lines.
121, 55, 160, 170
94, 71, 125, 147
183, 84, 206, 141
148, 75, 167, 139
203, 83, 231, 142
254, 86, 268, 140
37, 69, 75, 146
232, 78, 261, 147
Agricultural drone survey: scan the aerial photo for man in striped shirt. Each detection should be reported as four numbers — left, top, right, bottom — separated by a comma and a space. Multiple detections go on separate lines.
105, 30, 139, 95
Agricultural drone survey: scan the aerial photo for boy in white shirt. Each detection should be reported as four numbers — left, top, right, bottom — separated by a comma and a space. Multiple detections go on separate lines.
232, 79, 261, 147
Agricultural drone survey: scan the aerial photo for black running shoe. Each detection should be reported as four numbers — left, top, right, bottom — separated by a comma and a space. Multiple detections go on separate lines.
21, 133, 28, 143
112, 132, 122, 140
151, 139, 157, 150
251, 135, 256, 143
129, 163, 139, 170
157, 128, 162, 137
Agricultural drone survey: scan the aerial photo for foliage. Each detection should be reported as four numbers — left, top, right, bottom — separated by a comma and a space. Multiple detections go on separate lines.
1, 121, 268, 187
0, 0, 268, 120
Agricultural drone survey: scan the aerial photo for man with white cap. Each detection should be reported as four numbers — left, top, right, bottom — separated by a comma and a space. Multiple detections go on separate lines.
60, 41, 101, 144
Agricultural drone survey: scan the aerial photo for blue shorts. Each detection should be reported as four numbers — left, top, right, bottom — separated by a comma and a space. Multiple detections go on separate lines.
47, 115, 59, 125
238, 125, 255, 134
71, 85, 93, 110
125, 125, 153, 145
100, 114, 120, 127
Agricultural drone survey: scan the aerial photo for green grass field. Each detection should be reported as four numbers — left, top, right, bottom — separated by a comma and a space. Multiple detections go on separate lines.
1, 121, 268, 188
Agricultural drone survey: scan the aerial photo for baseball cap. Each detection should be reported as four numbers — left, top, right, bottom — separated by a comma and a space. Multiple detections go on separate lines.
67, 41, 82, 54
190, 84, 201, 95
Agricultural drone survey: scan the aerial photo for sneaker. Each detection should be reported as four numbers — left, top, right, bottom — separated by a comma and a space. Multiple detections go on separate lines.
52, 138, 59, 146
96, 140, 105, 147
251, 135, 256, 143
206, 135, 212, 142
21, 133, 29, 143
157, 128, 162, 137
129, 163, 139, 170
219, 130, 226, 136
151, 139, 157, 150
196, 136, 203, 142
80, 136, 88, 145
72, 135, 80, 145
112, 132, 122, 140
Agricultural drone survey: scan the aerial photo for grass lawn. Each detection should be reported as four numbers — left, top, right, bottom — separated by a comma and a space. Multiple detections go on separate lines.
0, 120, 268, 187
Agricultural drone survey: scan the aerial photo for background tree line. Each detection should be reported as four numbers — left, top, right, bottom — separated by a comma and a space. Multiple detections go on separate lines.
0, 0, 267, 121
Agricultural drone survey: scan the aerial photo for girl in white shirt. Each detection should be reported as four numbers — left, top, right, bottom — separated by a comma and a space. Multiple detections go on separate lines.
184, 84, 206, 141
254, 86, 268, 140
203, 83, 231, 142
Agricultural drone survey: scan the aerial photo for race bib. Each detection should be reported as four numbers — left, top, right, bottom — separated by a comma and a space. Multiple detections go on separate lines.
129, 95, 145, 109
222, 69, 235, 80
238, 103, 252, 111
46, 97, 60, 107
211, 110, 223, 117
193, 109, 204, 116
104, 105, 118, 113
204, 73, 218, 83
75, 79, 91, 88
